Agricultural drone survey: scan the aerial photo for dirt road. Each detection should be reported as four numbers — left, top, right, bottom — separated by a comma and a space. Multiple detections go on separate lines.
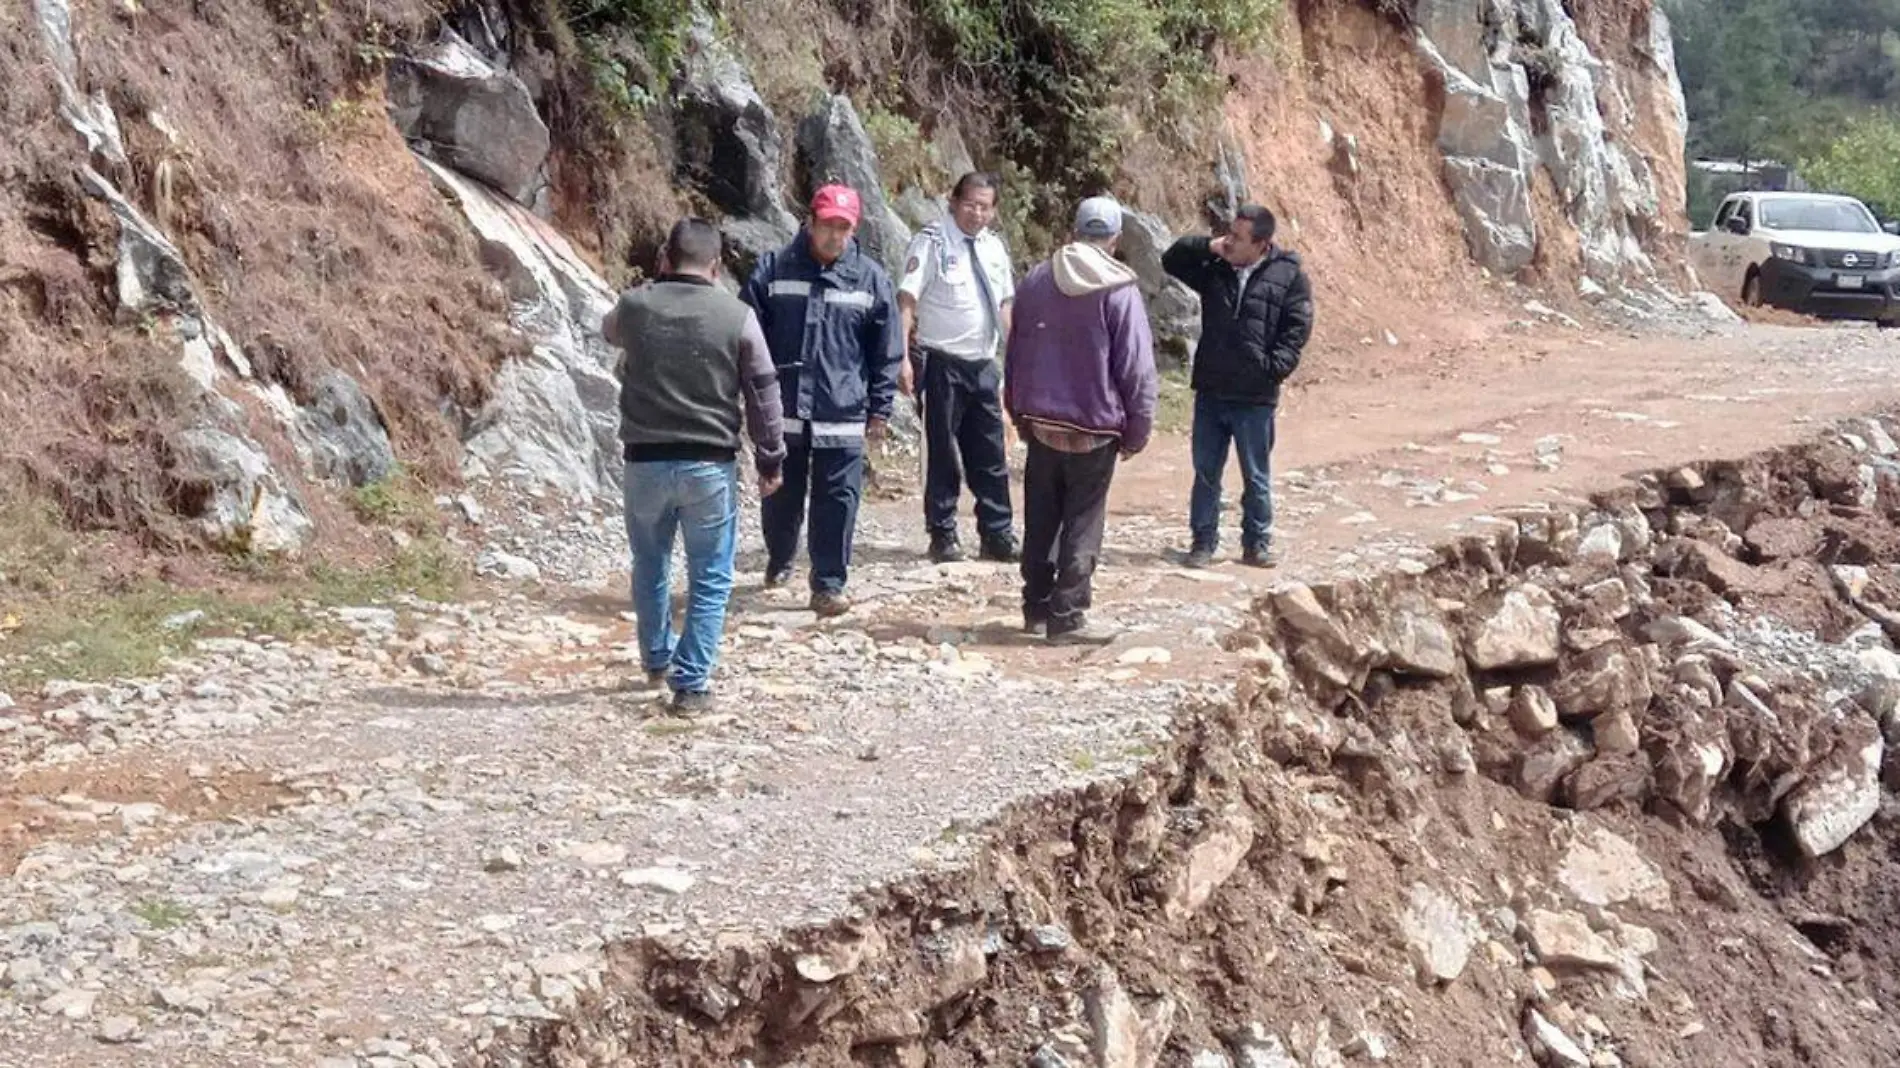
1, 317, 1896, 1065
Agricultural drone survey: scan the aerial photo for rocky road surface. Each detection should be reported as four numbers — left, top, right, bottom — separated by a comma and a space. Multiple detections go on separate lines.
2, 319, 1898, 1065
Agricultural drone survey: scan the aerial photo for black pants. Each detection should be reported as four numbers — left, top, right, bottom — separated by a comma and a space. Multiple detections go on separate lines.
760, 437, 863, 595
921, 351, 1012, 541
1021, 436, 1118, 634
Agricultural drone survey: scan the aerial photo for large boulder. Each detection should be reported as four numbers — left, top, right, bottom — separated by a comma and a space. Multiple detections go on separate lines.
295, 371, 396, 488
387, 29, 550, 205
795, 94, 912, 278
167, 427, 314, 555
674, 13, 797, 232
1116, 211, 1202, 366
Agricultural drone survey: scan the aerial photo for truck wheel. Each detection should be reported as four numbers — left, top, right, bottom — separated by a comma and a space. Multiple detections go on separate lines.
1742, 272, 1763, 307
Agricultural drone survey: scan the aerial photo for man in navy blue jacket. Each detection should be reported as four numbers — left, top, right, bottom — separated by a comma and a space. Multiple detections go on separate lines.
741, 184, 905, 617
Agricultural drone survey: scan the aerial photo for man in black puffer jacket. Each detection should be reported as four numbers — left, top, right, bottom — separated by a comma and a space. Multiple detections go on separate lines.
1162, 204, 1314, 569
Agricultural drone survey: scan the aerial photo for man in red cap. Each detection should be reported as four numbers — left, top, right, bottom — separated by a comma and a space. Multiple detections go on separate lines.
740, 183, 904, 617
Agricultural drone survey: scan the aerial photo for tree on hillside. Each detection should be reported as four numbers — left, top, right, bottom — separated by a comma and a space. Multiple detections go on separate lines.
1666, 0, 1900, 162
1799, 111, 1900, 219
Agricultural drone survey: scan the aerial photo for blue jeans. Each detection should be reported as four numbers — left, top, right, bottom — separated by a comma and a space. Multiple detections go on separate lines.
1189, 393, 1276, 552
623, 460, 738, 694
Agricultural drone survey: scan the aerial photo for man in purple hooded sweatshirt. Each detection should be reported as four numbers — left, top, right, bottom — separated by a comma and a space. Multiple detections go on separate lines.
1003, 196, 1158, 645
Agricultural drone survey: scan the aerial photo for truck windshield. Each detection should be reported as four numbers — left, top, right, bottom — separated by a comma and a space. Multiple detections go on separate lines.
1758, 198, 1879, 233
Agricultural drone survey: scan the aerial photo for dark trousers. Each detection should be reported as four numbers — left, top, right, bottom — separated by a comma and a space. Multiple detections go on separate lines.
761, 436, 863, 595
921, 351, 1012, 541
1021, 436, 1118, 634
1189, 393, 1276, 552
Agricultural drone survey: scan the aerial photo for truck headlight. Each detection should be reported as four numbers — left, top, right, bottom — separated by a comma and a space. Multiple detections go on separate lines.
1770, 243, 1810, 264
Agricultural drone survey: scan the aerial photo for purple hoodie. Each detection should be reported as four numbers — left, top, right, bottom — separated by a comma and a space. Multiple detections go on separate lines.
1004, 243, 1159, 453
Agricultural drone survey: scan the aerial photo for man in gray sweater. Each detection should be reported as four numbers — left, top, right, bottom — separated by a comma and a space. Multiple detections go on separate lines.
602, 218, 786, 713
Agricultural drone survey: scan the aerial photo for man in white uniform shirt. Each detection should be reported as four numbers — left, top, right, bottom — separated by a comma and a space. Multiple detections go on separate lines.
898, 172, 1020, 564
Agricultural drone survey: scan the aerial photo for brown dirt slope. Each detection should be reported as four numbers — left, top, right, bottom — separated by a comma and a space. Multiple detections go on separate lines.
0, 0, 510, 541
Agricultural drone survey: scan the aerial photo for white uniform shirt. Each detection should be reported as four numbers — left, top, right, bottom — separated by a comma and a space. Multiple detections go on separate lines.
898, 216, 1015, 362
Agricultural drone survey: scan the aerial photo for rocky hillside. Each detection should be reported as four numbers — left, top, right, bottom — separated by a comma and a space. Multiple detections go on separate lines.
2, 0, 1698, 562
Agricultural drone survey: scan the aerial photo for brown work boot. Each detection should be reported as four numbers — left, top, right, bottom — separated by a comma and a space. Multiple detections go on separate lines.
810, 590, 853, 618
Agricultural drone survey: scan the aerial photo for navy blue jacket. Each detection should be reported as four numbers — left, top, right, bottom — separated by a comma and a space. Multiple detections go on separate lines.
740, 232, 904, 448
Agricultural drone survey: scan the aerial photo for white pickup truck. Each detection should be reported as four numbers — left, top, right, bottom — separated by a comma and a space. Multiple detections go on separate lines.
1689, 191, 1900, 327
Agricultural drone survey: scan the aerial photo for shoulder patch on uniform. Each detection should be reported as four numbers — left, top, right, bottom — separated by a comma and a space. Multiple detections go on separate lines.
905, 254, 921, 275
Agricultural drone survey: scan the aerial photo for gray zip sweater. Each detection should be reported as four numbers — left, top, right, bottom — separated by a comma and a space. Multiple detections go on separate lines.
603, 275, 786, 478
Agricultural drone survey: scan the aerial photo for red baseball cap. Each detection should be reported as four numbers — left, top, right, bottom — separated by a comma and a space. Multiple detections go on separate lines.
811, 184, 862, 225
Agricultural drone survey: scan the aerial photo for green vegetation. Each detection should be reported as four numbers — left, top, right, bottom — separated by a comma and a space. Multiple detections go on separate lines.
133, 899, 194, 931
917, 0, 1280, 224
1153, 368, 1195, 435
1667, 0, 1900, 216
562, 0, 697, 108
861, 107, 933, 194
1799, 112, 1900, 219
0, 494, 465, 690
348, 467, 437, 535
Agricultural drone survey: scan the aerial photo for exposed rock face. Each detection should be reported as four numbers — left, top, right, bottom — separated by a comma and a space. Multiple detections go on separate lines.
34, 0, 126, 166
387, 30, 550, 206
1116, 211, 1203, 365
78, 167, 195, 320
1412, 0, 1684, 282
795, 95, 912, 278
1412, 0, 1539, 275
420, 158, 621, 502
295, 372, 396, 488
675, 13, 797, 236
167, 428, 315, 555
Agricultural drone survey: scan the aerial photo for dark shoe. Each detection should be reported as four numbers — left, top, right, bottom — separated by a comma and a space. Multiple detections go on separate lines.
1047, 618, 1119, 646
1023, 607, 1049, 635
764, 563, 795, 589
928, 532, 966, 563
978, 535, 1020, 563
671, 689, 715, 715
1181, 545, 1216, 569
1241, 545, 1279, 569
645, 667, 670, 688
810, 590, 853, 618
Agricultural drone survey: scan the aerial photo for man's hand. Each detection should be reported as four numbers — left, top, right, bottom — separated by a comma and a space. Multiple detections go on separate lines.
1210, 234, 1232, 260
867, 417, 889, 447
898, 357, 915, 398
1120, 445, 1142, 462
759, 470, 784, 498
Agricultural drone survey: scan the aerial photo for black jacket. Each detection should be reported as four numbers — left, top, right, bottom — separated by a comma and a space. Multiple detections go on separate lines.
1162, 236, 1314, 405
